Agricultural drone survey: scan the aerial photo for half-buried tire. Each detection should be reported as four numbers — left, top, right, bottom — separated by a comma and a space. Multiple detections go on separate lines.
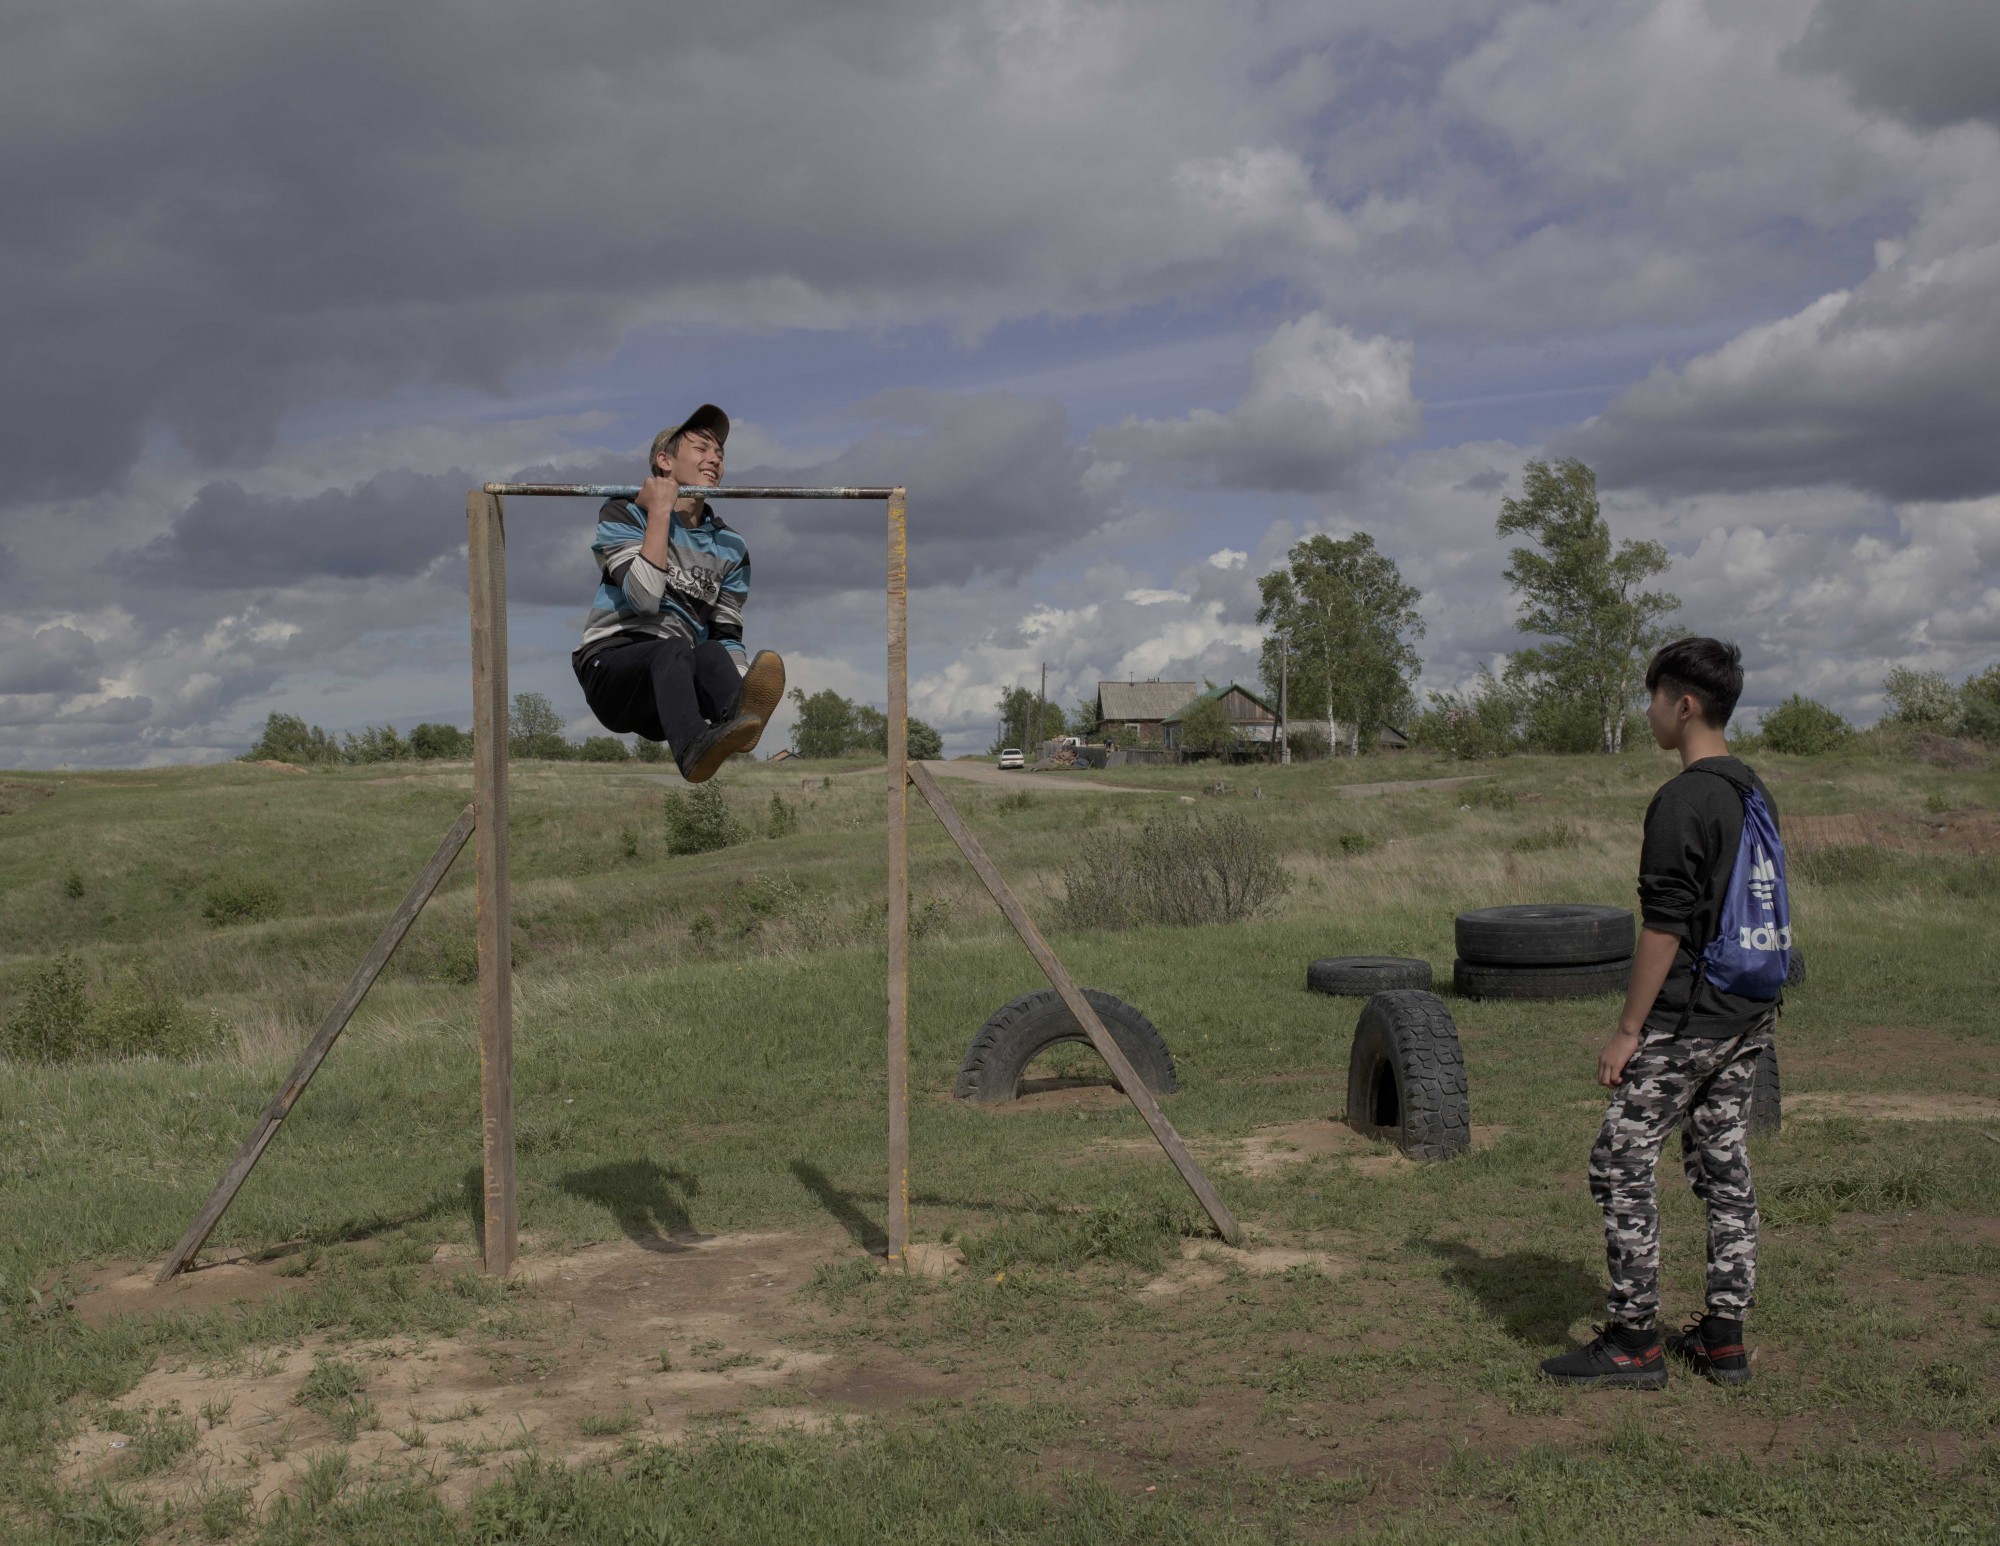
1344, 990, 1470, 1161
1308, 956, 1433, 996
1453, 957, 1633, 1000
1455, 904, 1634, 967
956, 988, 1177, 1106
1785, 947, 1806, 990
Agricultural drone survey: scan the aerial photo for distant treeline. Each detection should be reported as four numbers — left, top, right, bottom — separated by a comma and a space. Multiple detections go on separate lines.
240, 693, 668, 766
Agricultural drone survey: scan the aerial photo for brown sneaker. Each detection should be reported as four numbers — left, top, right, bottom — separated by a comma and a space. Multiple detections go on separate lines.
675, 714, 763, 784
740, 650, 786, 732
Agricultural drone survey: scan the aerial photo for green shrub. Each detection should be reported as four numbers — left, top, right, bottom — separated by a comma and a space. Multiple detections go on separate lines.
0, 959, 220, 1064
1960, 664, 2000, 744
578, 735, 630, 762
0, 952, 90, 1063
1883, 666, 1959, 727
1055, 810, 1290, 930
1512, 819, 1581, 852
93, 977, 226, 1060
61, 869, 86, 900
1759, 694, 1854, 755
409, 722, 472, 759
766, 793, 798, 838
1285, 726, 1331, 761
662, 785, 742, 856
201, 877, 281, 926
633, 738, 669, 763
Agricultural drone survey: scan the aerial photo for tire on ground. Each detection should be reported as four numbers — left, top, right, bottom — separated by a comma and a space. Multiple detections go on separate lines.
1748, 1041, 1781, 1136
1785, 947, 1806, 989
955, 988, 1177, 1106
1452, 956, 1634, 1000
1308, 956, 1433, 996
1344, 990, 1470, 1161
1454, 904, 1634, 967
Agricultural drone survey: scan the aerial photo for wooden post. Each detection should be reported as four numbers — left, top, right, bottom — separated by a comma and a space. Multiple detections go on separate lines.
467, 490, 518, 1276
907, 764, 1242, 1247
157, 806, 477, 1282
885, 487, 910, 1266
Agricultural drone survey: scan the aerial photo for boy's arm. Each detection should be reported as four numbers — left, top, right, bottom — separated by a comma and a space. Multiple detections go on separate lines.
1598, 928, 1681, 1087
596, 505, 667, 616
711, 551, 750, 674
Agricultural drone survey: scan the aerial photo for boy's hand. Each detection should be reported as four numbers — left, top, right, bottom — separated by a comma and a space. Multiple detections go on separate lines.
1598, 1027, 1642, 1088
636, 473, 679, 515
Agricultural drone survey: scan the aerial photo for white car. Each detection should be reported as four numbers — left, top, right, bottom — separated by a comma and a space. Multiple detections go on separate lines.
997, 748, 1025, 769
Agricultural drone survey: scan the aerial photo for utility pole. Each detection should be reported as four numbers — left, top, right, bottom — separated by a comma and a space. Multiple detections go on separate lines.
1037, 662, 1048, 760
1279, 636, 1290, 766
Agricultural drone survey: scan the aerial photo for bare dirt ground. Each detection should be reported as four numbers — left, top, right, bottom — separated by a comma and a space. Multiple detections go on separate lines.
68, 1230, 961, 1513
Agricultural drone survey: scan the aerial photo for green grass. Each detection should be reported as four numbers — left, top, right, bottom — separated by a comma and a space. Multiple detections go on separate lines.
2, 744, 1997, 1540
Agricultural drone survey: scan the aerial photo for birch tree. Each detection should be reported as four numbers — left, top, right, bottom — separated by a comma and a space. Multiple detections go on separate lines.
1496, 459, 1678, 754
1256, 533, 1424, 755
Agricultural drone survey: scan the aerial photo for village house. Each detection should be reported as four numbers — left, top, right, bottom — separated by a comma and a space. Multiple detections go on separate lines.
1159, 683, 1279, 755
1092, 680, 1200, 746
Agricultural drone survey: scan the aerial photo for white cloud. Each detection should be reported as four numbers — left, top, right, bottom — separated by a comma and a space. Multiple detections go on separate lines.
1093, 314, 1420, 491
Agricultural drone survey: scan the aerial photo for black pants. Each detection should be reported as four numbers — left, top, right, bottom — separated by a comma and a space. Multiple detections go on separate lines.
575, 636, 742, 756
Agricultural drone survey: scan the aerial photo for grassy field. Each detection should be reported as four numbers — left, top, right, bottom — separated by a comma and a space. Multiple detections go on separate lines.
1, 743, 1997, 1543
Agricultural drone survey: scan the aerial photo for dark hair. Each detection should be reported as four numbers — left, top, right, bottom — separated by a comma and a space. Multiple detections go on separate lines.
1645, 637, 1743, 727
648, 423, 723, 476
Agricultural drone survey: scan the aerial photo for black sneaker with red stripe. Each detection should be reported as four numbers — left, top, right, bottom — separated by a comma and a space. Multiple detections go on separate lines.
1539, 1324, 1668, 1389
1666, 1315, 1752, 1386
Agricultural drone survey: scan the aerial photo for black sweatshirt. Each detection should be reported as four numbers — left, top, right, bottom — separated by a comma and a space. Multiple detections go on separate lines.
1637, 756, 1782, 1037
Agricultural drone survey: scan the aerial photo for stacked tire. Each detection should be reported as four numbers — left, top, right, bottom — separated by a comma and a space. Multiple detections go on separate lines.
1453, 904, 1635, 1000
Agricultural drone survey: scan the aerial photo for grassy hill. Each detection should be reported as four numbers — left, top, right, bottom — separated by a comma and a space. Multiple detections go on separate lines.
1, 746, 1996, 1541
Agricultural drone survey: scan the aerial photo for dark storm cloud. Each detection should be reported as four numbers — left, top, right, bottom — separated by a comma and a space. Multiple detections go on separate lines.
0, 626, 102, 696
0, 0, 1339, 507
1793, 0, 2000, 129
1566, 234, 2000, 503
725, 394, 1106, 602
145, 469, 474, 585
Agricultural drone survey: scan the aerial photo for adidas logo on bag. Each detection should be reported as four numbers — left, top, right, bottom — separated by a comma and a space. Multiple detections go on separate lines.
1747, 848, 1778, 907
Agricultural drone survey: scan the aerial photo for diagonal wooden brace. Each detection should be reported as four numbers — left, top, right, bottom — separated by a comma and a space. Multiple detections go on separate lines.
156, 804, 477, 1283
906, 763, 1242, 1247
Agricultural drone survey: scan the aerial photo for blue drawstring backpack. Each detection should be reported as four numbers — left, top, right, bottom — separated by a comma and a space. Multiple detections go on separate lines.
1695, 772, 1791, 1001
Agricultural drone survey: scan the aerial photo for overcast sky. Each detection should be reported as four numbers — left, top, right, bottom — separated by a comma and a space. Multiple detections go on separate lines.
4, 0, 1997, 766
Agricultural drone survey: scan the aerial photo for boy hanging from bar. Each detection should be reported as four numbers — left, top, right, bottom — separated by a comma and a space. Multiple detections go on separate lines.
572, 404, 786, 782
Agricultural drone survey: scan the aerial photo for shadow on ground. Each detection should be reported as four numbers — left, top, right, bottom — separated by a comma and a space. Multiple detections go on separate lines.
558, 1161, 706, 1252
790, 1161, 887, 1255
1420, 1237, 1601, 1346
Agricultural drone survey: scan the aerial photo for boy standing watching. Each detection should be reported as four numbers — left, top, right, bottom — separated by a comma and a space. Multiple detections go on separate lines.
572, 404, 785, 782
1542, 637, 1783, 1390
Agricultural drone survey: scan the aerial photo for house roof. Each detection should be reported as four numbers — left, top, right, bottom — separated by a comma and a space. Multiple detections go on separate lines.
1097, 680, 1200, 721
1160, 683, 1276, 723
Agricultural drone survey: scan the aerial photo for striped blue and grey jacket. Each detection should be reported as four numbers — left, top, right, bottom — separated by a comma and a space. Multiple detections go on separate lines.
574, 498, 751, 670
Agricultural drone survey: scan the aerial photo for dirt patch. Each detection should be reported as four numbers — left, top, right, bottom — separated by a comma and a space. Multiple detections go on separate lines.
1787, 1092, 2000, 1124
62, 1231, 963, 1513
250, 760, 310, 774
969, 1077, 1137, 1114
1786, 808, 2000, 856
1234, 1119, 1508, 1177
79, 1254, 314, 1329
1091, 1119, 1507, 1177
1806, 1025, 2000, 1084
1137, 1237, 1351, 1299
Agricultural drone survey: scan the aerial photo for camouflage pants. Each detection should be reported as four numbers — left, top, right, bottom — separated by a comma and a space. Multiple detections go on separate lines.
1589, 1017, 1774, 1328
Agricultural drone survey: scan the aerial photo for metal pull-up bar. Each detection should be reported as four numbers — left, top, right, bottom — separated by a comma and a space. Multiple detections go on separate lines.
484, 484, 898, 500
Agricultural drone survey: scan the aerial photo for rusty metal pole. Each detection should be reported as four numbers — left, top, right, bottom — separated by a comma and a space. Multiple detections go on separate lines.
885, 488, 911, 1266
467, 490, 518, 1276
